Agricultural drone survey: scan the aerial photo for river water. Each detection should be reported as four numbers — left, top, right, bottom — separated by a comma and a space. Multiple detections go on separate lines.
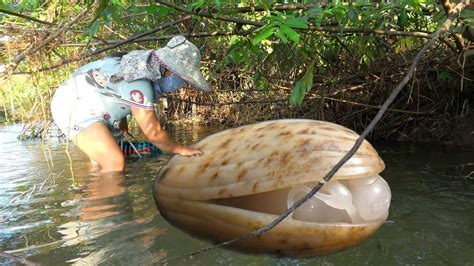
0, 123, 473, 265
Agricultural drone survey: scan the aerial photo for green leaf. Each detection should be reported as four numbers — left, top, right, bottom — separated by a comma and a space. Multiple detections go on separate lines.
214, 0, 222, 9
252, 26, 274, 45
256, 0, 273, 11
280, 24, 300, 43
133, 5, 159, 14
157, 6, 170, 16
253, 69, 263, 83
438, 71, 451, 81
274, 28, 288, 43
460, 9, 474, 24
189, 0, 206, 11
284, 17, 308, 29
290, 64, 314, 106
400, 9, 408, 27
87, 20, 100, 39
333, 5, 347, 24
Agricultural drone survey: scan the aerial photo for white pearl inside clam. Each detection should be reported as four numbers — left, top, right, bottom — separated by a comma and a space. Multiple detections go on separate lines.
287, 176, 391, 224
213, 176, 391, 225
342, 175, 391, 222
287, 181, 360, 224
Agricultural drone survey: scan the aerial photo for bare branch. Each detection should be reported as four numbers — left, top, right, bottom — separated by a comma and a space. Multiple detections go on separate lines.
6, 7, 89, 73
226, 3, 432, 15
156, 1, 433, 39
0, 8, 55, 25
57, 30, 248, 47
8, 16, 192, 75
438, 0, 465, 51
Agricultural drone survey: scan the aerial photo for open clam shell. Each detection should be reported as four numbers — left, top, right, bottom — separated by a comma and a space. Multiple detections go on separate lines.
154, 119, 388, 256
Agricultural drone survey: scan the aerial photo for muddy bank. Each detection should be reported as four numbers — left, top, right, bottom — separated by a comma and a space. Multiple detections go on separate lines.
450, 113, 474, 147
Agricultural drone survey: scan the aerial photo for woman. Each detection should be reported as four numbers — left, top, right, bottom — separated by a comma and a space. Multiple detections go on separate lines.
51, 36, 210, 172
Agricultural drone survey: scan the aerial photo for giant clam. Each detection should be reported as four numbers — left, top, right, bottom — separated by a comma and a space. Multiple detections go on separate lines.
153, 119, 391, 256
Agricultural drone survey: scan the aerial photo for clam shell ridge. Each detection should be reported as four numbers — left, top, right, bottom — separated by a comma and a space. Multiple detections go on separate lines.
155, 119, 385, 201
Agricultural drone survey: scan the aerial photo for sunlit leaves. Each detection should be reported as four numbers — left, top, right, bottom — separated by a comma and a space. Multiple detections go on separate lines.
280, 24, 299, 43
252, 14, 307, 45
333, 5, 348, 26
395, 37, 417, 53
274, 29, 288, 43
290, 64, 314, 106
256, 0, 273, 12
399, 9, 409, 28
284, 17, 308, 29
252, 26, 274, 45
189, 0, 206, 11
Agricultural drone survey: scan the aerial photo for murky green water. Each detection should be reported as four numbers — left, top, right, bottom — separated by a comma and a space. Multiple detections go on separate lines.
1, 124, 473, 265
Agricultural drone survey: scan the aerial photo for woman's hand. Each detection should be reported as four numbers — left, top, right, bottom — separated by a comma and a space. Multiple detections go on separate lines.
175, 145, 203, 157
131, 107, 203, 157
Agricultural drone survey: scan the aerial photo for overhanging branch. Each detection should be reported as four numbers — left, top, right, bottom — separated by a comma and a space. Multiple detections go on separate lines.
7, 16, 192, 76
0, 8, 55, 25
156, 0, 433, 39
57, 30, 248, 47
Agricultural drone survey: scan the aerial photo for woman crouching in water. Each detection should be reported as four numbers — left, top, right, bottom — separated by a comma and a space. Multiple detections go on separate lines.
51, 36, 210, 172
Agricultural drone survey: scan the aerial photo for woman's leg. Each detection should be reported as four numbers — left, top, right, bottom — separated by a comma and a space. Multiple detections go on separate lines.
73, 122, 125, 172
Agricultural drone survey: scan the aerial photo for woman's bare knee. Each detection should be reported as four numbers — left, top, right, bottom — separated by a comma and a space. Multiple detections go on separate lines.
73, 122, 126, 172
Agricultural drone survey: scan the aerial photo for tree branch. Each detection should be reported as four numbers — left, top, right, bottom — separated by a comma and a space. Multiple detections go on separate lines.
56, 30, 247, 47
438, 0, 465, 51
6, 7, 88, 73
225, 3, 432, 16
156, 0, 433, 39
8, 16, 192, 75
0, 8, 55, 25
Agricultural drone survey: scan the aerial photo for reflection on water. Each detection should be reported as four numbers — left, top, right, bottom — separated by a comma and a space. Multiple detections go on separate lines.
0, 124, 473, 265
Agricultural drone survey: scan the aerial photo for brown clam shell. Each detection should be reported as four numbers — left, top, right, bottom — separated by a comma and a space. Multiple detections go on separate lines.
154, 119, 386, 256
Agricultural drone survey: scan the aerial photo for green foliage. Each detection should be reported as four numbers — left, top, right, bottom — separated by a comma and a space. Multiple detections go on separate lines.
251, 13, 308, 45
460, 8, 474, 25
438, 70, 452, 81
0, 0, 467, 123
290, 63, 314, 106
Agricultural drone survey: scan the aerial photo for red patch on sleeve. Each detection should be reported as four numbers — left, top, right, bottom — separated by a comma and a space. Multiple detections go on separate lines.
130, 90, 144, 104
103, 112, 111, 121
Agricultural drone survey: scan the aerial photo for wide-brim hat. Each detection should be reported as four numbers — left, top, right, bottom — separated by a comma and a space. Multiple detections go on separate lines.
153, 36, 211, 92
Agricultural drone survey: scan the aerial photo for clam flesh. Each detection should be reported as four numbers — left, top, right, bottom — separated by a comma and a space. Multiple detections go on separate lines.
153, 119, 391, 256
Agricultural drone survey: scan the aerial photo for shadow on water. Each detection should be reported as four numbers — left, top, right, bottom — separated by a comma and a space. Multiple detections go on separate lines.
0, 124, 473, 265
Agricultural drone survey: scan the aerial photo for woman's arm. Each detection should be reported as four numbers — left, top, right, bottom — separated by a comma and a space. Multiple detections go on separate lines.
131, 106, 203, 156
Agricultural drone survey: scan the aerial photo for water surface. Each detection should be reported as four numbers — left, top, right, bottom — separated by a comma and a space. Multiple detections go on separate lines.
0, 124, 473, 265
